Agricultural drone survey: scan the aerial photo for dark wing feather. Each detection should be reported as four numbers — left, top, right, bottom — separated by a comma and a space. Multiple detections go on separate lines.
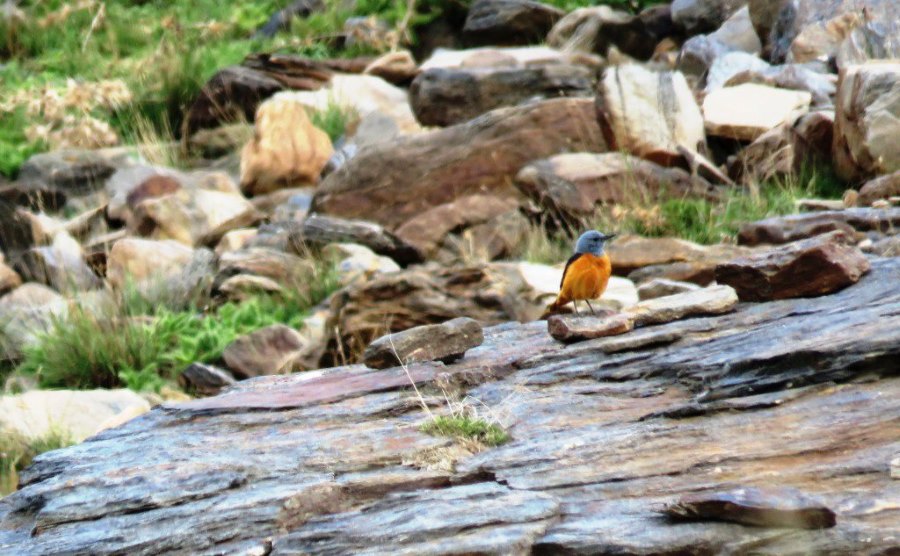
560, 253, 583, 289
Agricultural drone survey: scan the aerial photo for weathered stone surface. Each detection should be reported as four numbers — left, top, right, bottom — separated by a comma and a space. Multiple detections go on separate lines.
792, 109, 835, 168
217, 248, 317, 290
180, 363, 238, 397
13, 232, 100, 292
322, 242, 401, 286
463, 0, 564, 46
836, 18, 900, 70
515, 153, 719, 227
4, 258, 898, 554
547, 312, 633, 343
671, 0, 747, 35
410, 64, 595, 127
105, 238, 195, 289
726, 122, 794, 183
716, 231, 871, 301
546, 4, 674, 61
15, 147, 135, 206
364, 317, 484, 369
832, 62, 900, 183
750, 0, 900, 64
678, 7, 762, 78
0, 389, 149, 444
723, 62, 836, 107
703, 84, 811, 141
608, 235, 750, 278
420, 46, 598, 71
637, 278, 701, 300
737, 207, 900, 246
596, 64, 706, 164
184, 65, 287, 135
311, 98, 605, 230
625, 284, 738, 326
217, 274, 284, 301
0, 283, 67, 361
223, 324, 305, 379
363, 50, 418, 85
240, 95, 334, 196
0, 261, 20, 295
858, 171, 900, 207
292, 214, 423, 266
664, 487, 837, 529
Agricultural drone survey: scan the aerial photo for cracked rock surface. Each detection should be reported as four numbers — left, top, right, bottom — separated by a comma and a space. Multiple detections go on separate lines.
2, 259, 898, 555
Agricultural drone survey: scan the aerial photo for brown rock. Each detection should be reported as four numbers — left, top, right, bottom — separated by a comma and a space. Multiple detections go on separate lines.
0, 261, 22, 295
217, 274, 284, 301
727, 123, 794, 183
858, 171, 900, 207
240, 96, 334, 196
223, 324, 305, 379
608, 235, 714, 276
217, 248, 317, 290
13, 233, 101, 293
463, 0, 565, 46
791, 110, 834, 170
184, 66, 286, 135
106, 238, 195, 290
311, 98, 606, 231
125, 175, 182, 208
410, 64, 595, 127
665, 486, 836, 529
625, 285, 738, 326
716, 231, 871, 301
363, 317, 484, 369
364, 50, 418, 85
516, 153, 719, 227
738, 213, 857, 246
547, 313, 633, 343
596, 64, 706, 164
394, 195, 519, 259
832, 62, 900, 183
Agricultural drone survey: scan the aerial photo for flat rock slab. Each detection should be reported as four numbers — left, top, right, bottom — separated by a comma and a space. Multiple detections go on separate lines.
547, 313, 633, 343
2, 259, 899, 555
738, 207, 900, 246
664, 486, 837, 529
625, 284, 738, 326
364, 317, 484, 369
703, 83, 811, 141
716, 231, 870, 301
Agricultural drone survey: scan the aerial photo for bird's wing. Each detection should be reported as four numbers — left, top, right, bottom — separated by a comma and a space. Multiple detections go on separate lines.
560, 253, 583, 289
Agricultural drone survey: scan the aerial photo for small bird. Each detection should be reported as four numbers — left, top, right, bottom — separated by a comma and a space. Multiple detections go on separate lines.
547, 230, 616, 316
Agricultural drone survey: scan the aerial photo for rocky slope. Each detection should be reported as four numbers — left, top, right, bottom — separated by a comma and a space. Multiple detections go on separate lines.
2, 257, 897, 555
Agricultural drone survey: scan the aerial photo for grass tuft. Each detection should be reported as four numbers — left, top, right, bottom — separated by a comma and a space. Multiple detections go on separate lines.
1, 426, 74, 497
420, 415, 510, 447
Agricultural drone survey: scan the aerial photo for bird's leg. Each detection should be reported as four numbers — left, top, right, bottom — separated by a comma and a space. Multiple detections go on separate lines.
585, 300, 596, 316
573, 300, 580, 315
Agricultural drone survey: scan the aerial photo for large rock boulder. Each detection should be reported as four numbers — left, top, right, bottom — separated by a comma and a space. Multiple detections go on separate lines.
0, 389, 149, 444
311, 98, 606, 231
749, 0, 899, 63
832, 62, 900, 183
240, 96, 334, 196
364, 317, 484, 369
596, 64, 706, 166
514, 152, 719, 227
4, 256, 898, 554
409, 64, 595, 127
671, 0, 747, 35
703, 83, 811, 141
463, 0, 564, 46
716, 231, 870, 301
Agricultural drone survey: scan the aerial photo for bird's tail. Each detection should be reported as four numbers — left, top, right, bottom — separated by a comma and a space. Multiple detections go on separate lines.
540, 295, 568, 320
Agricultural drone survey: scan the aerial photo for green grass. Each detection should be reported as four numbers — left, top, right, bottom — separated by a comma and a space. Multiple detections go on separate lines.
1, 426, 74, 497
309, 102, 359, 142
516, 164, 848, 263
421, 415, 510, 446
14, 262, 339, 391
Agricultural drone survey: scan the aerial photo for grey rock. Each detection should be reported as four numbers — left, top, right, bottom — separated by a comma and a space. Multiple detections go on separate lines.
716, 231, 871, 301
858, 170, 900, 206
364, 317, 484, 369
410, 64, 595, 127
291, 214, 423, 267
737, 207, 900, 246
180, 363, 238, 397
15, 148, 135, 207
637, 278, 702, 300
2, 258, 900, 554
671, 0, 747, 35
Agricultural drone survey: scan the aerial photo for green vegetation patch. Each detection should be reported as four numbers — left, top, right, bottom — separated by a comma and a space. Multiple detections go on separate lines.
1, 427, 74, 497
421, 415, 510, 446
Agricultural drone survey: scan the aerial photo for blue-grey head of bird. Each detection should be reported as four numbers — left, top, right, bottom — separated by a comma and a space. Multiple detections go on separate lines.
574, 230, 617, 256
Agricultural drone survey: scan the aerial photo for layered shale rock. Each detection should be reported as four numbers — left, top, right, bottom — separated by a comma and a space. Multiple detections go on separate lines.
3, 258, 898, 554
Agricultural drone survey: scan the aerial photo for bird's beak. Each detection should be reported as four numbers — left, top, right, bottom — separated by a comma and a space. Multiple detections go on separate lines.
605, 233, 617, 240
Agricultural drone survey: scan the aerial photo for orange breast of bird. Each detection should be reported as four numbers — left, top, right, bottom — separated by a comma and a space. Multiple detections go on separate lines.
556, 252, 612, 306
